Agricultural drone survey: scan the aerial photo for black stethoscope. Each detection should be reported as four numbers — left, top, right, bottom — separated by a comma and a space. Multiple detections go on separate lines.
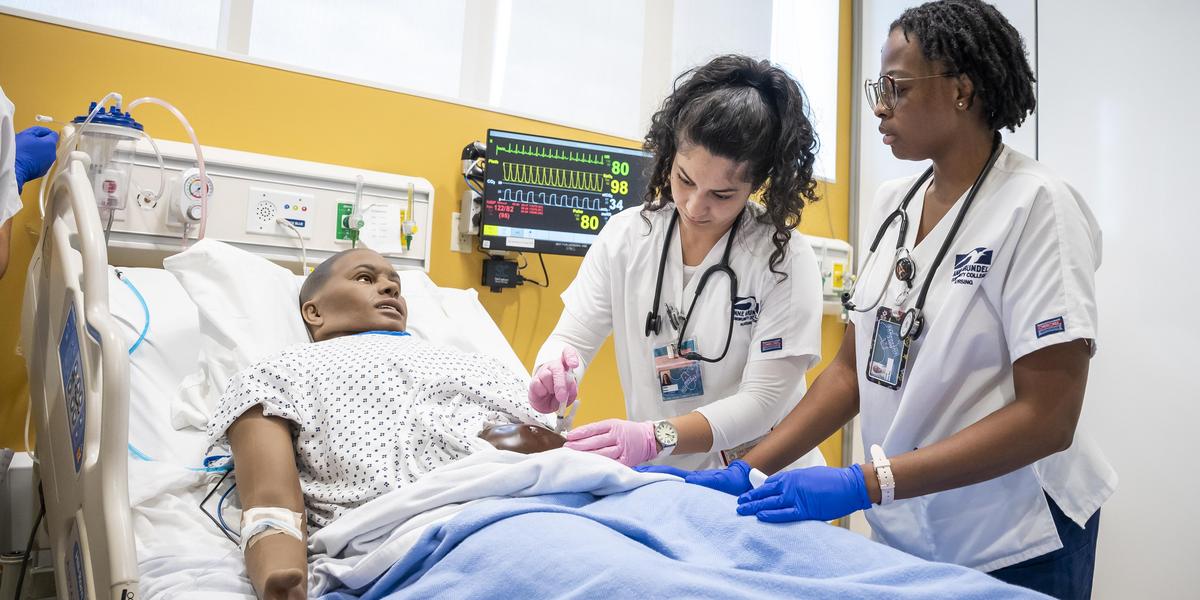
644, 207, 746, 363
842, 134, 1003, 341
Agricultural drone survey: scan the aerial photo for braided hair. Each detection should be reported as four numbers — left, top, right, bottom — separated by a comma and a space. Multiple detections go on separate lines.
642, 54, 820, 278
892, 0, 1036, 132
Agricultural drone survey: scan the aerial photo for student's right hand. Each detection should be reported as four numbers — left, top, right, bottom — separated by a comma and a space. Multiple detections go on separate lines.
529, 346, 580, 413
261, 568, 306, 600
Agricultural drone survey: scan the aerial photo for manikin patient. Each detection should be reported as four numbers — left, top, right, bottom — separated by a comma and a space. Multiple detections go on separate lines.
205, 248, 562, 600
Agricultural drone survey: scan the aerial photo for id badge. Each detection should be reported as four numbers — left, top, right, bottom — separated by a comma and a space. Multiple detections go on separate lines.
720, 434, 766, 466
866, 307, 910, 390
654, 339, 704, 401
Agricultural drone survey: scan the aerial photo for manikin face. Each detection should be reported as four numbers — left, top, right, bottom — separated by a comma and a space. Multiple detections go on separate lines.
301, 249, 408, 342
668, 143, 755, 235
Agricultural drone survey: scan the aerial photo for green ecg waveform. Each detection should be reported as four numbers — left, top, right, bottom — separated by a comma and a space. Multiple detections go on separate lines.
502, 163, 605, 193
495, 142, 608, 166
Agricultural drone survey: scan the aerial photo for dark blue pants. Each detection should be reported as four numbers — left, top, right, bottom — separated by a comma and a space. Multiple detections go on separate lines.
989, 494, 1100, 600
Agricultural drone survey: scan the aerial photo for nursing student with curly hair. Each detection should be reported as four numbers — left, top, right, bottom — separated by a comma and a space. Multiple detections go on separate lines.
528, 54, 828, 473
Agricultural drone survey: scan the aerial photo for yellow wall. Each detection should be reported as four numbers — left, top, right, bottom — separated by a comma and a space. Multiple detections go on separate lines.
0, 3, 854, 465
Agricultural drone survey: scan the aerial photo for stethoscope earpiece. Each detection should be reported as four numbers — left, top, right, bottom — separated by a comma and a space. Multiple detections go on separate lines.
840, 291, 854, 312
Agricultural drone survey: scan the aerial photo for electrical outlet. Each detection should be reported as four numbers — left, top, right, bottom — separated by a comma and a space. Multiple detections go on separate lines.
450, 212, 473, 253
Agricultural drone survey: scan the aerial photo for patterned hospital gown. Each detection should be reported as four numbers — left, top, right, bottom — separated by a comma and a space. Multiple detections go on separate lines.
206, 332, 549, 528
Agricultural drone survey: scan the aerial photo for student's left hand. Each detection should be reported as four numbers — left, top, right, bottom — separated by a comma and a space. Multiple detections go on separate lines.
564, 419, 656, 466
735, 464, 872, 523
636, 459, 754, 496
13, 126, 58, 193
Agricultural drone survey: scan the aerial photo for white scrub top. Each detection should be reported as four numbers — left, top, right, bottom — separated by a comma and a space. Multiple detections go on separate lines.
539, 202, 825, 471
851, 145, 1117, 572
0, 85, 20, 226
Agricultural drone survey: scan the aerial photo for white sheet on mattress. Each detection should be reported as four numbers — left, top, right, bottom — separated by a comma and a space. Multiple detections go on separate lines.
106, 265, 531, 599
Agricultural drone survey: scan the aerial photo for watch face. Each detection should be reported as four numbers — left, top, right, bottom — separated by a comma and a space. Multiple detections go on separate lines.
655, 421, 678, 446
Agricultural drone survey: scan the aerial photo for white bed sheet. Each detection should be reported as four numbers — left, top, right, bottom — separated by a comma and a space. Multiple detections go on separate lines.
106, 265, 530, 599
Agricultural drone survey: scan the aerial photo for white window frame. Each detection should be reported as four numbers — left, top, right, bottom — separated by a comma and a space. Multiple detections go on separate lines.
2, 0, 842, 182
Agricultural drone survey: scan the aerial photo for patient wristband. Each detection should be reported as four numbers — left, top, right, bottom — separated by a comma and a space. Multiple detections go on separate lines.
240, 507, 305, 551
869, 444, 895, 506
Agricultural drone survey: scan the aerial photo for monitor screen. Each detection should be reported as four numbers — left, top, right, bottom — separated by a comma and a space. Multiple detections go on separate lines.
480, 129, 653, 256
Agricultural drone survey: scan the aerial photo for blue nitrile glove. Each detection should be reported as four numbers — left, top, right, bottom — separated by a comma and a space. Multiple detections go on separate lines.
736, 464, 872, 523
634, 459, 753, 496
14, 126, 59, 193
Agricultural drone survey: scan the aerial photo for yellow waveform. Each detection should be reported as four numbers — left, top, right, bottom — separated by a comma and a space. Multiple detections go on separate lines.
502, 163, 605, 193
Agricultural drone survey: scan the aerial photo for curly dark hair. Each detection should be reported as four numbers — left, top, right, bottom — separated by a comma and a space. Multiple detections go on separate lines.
891, 0, 1036, 132
642, 54, 820, 278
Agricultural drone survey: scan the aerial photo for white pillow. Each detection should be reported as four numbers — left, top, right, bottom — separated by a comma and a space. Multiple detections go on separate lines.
163, 240, 527, 430
164, 240, 311, 430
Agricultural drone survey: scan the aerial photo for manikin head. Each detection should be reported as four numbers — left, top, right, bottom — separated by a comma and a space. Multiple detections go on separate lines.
299, 248, 408, 342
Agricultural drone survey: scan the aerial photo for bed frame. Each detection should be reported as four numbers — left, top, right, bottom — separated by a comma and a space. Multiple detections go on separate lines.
18, 138, 445, 599
21, 153, 138, 599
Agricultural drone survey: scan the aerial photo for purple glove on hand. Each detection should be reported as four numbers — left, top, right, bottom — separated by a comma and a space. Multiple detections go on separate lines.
528, 346, 580, 414
564, 419, 656, 467
14, 126, 58, 193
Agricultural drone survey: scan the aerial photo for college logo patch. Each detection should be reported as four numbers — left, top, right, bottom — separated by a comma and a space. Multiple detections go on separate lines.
761, 338, 783, 353
952, 247, 993, 285
1035, 316, 1066, 338
733, 295, 760, 326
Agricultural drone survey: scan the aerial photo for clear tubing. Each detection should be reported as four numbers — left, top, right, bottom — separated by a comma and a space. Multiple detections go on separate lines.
38, 92, 122, 218
126, 97, 208, 239
135, 129, 166, 207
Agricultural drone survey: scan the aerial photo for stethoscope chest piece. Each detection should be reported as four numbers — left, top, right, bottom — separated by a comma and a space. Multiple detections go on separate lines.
644, 312, 662, 337
899, 307, 923, 341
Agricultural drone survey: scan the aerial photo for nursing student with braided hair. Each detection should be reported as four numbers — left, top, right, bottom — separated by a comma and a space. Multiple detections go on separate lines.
644, 2, 1114, 598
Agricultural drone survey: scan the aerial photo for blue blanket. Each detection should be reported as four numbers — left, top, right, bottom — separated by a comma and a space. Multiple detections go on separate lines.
321, 480, 1044, 599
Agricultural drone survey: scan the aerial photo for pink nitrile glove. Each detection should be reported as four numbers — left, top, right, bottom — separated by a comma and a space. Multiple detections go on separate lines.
528, 346, 581, 414
564, 419, 657, 467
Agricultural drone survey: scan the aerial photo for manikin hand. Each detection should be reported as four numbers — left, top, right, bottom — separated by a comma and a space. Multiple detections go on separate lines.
528, 346, 580, 413
261, 568, 305, 600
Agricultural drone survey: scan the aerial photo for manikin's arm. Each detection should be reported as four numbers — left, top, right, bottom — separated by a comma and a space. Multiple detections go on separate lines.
227, 406, 307, 600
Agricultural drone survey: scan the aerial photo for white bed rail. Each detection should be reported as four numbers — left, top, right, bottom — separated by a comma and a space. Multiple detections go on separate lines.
22, 154, 137, 599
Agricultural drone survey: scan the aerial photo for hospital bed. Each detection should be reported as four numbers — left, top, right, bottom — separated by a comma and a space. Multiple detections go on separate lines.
20, 152, 1043, 600
17, 146, 520, 598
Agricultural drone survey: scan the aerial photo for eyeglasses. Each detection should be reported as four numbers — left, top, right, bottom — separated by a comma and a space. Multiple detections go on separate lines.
864, 72, 957, 111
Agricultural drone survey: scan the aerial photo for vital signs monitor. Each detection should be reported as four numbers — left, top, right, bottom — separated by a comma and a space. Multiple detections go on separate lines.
480, 130, 653, 256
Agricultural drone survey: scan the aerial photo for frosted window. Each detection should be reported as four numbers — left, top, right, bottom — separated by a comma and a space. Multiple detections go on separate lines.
495, 0, 646, 139
248, 0, 466, 99
0, 0, 221, 48
770, 0, 840, 181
